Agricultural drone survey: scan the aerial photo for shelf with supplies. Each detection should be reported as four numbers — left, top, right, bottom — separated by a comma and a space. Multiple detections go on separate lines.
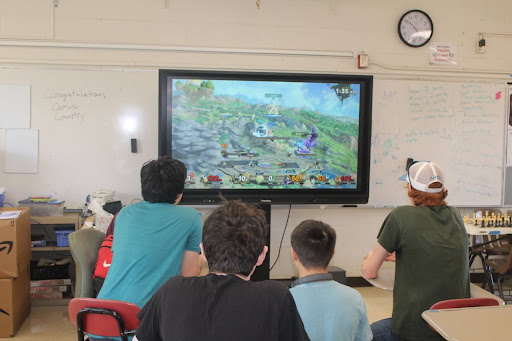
28, 211, 81, 306
30, 212, 81, 251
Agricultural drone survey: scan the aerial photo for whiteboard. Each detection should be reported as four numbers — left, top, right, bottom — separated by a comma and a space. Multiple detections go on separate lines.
369, 80, 507, 207
4, 129, 39, 173
0, 68, 158, 208
0, 84, 30, 128
0, 68, 507, 208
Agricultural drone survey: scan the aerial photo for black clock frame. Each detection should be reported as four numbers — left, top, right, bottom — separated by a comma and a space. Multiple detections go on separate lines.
397, 9, 434, 48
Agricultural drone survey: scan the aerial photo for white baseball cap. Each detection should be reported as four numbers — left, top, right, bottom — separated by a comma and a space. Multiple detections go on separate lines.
398, 161, 445, 193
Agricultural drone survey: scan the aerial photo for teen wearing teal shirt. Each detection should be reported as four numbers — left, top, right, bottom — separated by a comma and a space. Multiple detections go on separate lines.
92, 156, 202, 341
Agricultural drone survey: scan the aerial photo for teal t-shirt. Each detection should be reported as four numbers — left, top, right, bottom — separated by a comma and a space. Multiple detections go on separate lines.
290, 280, 372, 341
97, 201, 202, 309
377, 205, 470, 341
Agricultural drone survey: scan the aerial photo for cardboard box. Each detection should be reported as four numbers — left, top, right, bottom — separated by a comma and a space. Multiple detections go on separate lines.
0, 265, 31, 337
0, 207, 31, 278
30, 278, 72, 287
31, 292, 63, 300
30, 285, 68, 293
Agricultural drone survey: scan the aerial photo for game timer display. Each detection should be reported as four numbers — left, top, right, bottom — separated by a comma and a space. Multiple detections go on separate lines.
159, 70, 373, 204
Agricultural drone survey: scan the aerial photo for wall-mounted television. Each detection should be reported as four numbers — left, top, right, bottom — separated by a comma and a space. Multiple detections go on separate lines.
159, 70, 372, 205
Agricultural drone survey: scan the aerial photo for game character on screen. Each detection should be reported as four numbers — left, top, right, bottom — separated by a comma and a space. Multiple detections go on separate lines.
91, 156, 202, 341
135, 200, 310, 341
362, 161, 470, 341
290, 220, 372, 341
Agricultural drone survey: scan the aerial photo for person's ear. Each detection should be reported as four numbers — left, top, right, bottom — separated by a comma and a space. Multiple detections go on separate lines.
199, 243, 208, 264
174, 193, 183, 205
255, 246, 269, 267
291, 247, 299, 262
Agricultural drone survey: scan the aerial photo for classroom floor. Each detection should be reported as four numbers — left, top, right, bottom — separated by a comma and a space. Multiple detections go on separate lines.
3, 284, 509, 340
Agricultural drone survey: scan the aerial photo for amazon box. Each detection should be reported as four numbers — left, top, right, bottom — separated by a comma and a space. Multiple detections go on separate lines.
0, 264, 31, 337
0, 207, 31, 278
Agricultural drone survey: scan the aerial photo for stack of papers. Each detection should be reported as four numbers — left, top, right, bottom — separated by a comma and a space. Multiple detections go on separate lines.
0, 210, 22, 219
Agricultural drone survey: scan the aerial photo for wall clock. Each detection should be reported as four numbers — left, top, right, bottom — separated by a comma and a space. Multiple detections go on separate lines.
398, 10, 433, 47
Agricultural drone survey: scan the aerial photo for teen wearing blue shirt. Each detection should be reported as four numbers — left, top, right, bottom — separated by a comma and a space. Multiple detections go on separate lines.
290, 220, 372, 341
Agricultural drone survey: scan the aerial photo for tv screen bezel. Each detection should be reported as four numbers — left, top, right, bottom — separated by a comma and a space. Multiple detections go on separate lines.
159, 69, 372, 205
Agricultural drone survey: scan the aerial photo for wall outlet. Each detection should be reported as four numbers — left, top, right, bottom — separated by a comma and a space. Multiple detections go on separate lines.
476, 40, 485, 54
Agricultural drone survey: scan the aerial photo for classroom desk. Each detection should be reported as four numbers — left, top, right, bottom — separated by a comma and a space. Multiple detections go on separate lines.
422, 305, 512, 340
360, 266, 395, 290
361, 266, 505, 305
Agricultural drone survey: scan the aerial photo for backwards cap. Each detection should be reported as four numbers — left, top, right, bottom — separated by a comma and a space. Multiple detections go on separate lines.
398, 161, 445, 193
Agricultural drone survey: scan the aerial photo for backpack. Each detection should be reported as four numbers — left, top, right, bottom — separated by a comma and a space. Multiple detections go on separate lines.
93, 234, 113, 280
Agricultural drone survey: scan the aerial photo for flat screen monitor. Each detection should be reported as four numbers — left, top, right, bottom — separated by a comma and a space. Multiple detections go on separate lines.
159, 70, 372, 204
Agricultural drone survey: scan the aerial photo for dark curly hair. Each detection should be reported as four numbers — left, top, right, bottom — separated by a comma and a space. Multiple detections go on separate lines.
140, 156, 187, 204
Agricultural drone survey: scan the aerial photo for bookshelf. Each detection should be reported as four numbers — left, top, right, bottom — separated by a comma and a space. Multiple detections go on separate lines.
30, 212, 81, 305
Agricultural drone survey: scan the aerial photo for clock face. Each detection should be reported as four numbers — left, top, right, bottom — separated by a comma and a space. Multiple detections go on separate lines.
398, 10, 433, 47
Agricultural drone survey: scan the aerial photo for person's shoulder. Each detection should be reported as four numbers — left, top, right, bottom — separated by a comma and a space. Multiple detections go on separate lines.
118, 202, 141, 213
331, 281, 365, 300
251, 279, 291, 295
172, 205, 201, 218
391, 205, 416, 215
161, 275, 204, 291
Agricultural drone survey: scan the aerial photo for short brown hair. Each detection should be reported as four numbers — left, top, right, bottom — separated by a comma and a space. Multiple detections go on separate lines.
291, 220, 336, 269
202, 200, 268, 276
408, 182, 448, 206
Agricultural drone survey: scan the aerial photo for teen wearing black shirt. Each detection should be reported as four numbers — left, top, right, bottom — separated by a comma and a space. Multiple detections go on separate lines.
135, 200, 310, 341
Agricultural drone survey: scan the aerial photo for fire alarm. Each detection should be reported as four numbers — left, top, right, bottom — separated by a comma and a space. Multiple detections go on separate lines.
358, 53, 369, 69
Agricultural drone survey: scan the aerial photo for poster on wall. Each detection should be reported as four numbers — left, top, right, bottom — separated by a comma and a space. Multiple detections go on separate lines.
429, 42, 457, 65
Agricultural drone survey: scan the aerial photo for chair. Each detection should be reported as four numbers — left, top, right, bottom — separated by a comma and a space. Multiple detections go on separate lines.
430, 297, 500, 310
68, 297, 140, 341
69, 228, 106, 298
427, 297, 500, 333
469, 209, 512, 292
484, 248, 512, 301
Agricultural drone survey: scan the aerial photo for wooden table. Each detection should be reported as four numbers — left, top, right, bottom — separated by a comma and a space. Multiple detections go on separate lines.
465, 223, 512, 236
422, 305, 512, 340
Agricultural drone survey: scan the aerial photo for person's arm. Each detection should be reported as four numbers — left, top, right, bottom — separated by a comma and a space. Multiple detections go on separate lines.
181, 211, 202, 277
180, 250, 200, 277
362, 242, 389, 279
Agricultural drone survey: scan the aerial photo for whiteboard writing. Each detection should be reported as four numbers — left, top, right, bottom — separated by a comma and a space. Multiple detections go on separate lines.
45, 89, 108, 124
370, 80, 506, 206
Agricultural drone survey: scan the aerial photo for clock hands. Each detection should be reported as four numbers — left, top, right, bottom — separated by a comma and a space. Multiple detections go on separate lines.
405, 20, 419, 32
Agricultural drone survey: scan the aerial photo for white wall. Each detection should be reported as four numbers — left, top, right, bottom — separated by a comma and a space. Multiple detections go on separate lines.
1, 0, 511, 278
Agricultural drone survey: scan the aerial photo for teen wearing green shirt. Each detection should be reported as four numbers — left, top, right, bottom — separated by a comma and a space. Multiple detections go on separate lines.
362, 161, 470, 341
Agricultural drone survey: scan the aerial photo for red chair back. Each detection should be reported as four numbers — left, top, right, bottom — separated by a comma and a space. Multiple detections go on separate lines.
430, 297, 500, 310
68, 298, 140, 340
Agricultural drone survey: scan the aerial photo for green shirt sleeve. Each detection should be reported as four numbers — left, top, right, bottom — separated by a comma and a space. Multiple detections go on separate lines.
377, 210, 401, 253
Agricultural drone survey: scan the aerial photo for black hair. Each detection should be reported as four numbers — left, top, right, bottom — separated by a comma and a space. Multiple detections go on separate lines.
140, 156, 187, 204
291, 220, 336, 269
202, 200, 268, 276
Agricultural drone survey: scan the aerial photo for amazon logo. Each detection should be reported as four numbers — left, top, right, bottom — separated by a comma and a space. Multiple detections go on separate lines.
0, 307, 9, 316
0, 241, 13, 254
